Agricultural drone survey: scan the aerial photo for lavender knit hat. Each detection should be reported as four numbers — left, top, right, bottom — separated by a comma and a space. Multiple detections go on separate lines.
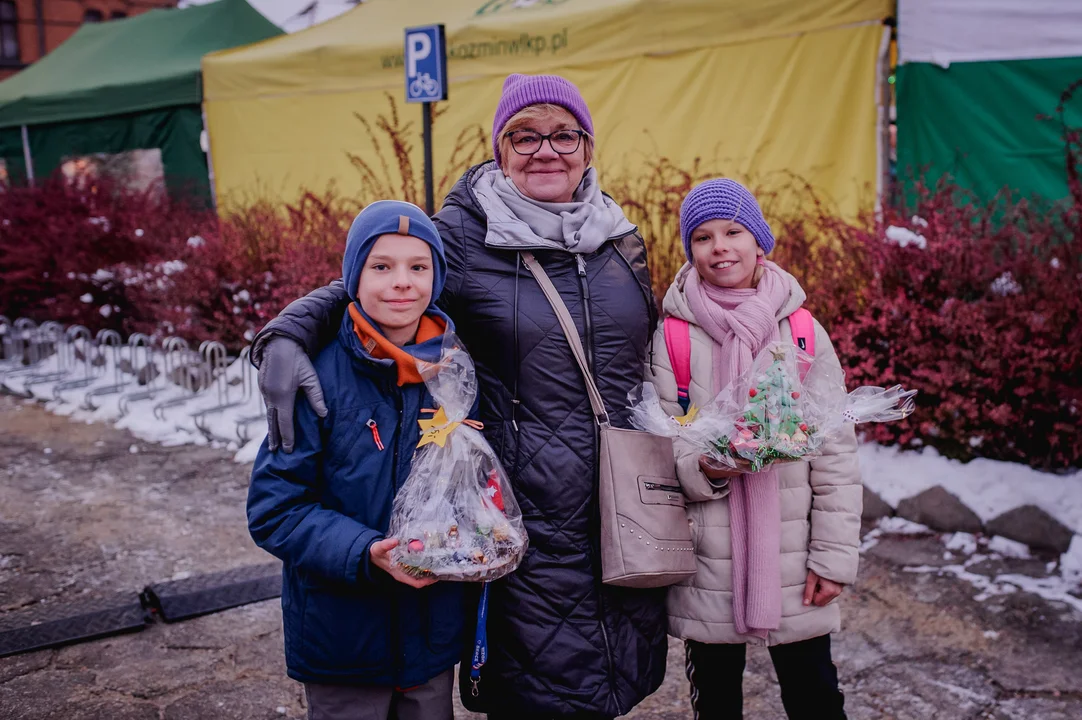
679, 178, 775, 261
491, 74, 594, 164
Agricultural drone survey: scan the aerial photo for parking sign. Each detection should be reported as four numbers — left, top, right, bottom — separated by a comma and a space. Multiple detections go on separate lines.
404, 25, 447, 103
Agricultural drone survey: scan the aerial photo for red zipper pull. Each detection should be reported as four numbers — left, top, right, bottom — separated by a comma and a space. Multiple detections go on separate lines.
366, 419, 385, 451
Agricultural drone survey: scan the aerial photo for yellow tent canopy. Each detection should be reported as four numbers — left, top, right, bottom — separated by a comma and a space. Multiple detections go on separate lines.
203, 0, 892, 216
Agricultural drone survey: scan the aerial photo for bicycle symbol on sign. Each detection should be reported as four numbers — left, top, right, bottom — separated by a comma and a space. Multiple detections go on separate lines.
409, 72, 440, 98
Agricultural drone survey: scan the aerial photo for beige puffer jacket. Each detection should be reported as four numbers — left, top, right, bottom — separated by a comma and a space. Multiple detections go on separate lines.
644, 263, 862, 647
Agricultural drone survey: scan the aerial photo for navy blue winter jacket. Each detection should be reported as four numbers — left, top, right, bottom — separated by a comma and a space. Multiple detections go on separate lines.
247, 307, 465, 688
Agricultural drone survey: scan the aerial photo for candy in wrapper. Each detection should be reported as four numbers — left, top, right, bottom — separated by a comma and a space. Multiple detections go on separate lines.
389, 334, 527, 582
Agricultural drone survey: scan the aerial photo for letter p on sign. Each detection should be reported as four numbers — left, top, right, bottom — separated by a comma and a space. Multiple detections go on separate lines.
406, 32, 431, 78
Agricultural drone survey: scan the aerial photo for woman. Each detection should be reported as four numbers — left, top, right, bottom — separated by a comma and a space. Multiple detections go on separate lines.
645, 179, 862, 719
252, 74, 667, 718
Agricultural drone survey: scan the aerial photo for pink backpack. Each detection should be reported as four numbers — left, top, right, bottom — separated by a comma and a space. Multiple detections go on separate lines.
664, 309, 816, 414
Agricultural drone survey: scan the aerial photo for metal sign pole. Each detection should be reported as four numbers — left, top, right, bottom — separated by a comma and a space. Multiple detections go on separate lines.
20, 125, 35, 187
405, 24, 447, 216
423, 102, 435, 215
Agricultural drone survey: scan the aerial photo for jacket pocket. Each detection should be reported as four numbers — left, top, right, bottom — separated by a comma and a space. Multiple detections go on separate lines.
300, 584, 392, 671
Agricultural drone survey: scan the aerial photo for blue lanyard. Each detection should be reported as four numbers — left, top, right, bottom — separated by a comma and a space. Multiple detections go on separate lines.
470, 582, 490, 697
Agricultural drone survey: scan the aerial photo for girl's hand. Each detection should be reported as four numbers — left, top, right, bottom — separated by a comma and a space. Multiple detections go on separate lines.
369, 538, 437, 588
803, 570, 843, 606
698, 455, 750, 481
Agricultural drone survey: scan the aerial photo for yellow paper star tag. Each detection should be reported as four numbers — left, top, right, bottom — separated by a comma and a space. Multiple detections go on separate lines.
417, 406, 461, 448
674, 405, 699, 426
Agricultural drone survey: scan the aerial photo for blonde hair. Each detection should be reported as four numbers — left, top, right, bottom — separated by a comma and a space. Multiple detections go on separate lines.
497, 103, 594, 170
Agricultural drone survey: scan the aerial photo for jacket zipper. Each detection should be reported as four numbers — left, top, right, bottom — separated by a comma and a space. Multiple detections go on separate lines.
366, 419, 385, 451
390, 384, 404, 681
575, 255, 596, 373
643, 481, 682, 493
576, 253, 621, 715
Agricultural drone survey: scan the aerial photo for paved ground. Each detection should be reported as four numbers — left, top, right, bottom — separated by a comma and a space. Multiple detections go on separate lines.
1, 394, 1080, 719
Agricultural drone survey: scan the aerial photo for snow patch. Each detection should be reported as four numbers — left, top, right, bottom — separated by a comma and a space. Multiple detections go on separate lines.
877, 517, 932, 535
859, 444, 1082, 536
1062, 536, 1082, 589
987, 536, 1031, 559
944, 532, 979, 555
990, 271, 1022, 296
160, 260, 187, 276
885, 225, 927, 249
904, 554, 1082, 613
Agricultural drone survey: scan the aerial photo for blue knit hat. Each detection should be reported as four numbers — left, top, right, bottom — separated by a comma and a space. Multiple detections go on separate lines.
342, 200, 446, 303
679, 179, 775, 261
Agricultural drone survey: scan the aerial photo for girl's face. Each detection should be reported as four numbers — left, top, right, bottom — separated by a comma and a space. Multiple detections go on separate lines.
689, 218, 762, 289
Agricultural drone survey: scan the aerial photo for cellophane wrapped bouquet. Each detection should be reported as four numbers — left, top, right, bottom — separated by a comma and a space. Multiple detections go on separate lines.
629, 342, 916, 473
389, 334, 527, 582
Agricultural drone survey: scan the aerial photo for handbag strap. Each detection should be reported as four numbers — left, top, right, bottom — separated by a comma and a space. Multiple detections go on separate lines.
520, 251, 610, 427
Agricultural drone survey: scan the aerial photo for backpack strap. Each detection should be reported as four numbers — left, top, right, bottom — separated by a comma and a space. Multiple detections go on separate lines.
666, 309, 816, 406
663, 317, 692, 414
787, 308, 816, 381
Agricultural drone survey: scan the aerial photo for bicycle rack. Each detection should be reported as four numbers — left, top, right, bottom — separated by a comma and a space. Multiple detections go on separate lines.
0, 319, 46, 393
152, 338, 209, 421
191, 342, 242, 441
117, 335, 166, 418
82, 330, 127, 410
0, 315, 15, 368
22, 323, 78, 393
52, 326, 102, 401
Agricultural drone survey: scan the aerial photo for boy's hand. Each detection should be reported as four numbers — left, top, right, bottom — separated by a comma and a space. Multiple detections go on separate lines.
369, 538, 437, 589
803, 570, 843, 607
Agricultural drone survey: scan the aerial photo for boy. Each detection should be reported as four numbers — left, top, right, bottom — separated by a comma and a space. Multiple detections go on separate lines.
248, 200, 464, 720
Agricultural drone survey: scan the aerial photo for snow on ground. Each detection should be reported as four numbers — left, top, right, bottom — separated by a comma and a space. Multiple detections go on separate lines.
2, 350, 266, 462
866, 518, 1082, 612
859, 443, 1082, 536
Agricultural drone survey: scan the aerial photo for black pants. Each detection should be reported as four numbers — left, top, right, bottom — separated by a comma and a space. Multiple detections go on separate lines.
685, 635, 845, 720
488, 713, 613, 720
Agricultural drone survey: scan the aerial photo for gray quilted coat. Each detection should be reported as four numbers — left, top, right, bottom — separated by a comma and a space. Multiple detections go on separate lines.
253, 161, 668, 716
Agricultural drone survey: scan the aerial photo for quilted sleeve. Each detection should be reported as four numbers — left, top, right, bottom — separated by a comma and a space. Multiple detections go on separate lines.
804, 320, 863, 585
251, 281, 350, 368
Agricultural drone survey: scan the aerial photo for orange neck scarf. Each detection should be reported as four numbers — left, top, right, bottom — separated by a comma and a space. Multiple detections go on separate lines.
348, 304, 445, 386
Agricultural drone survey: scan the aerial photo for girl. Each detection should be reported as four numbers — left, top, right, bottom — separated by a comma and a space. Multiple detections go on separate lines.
644, 179, 862, 719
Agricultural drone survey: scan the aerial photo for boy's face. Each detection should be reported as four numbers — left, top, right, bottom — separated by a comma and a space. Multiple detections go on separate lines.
358, 234, 434, 336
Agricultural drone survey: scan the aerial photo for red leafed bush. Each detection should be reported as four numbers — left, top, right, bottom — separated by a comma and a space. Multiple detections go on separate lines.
1, 180, 356, 350
0, 177, 213, 333
126, 192, 355, 345
773, 185, 1082, 470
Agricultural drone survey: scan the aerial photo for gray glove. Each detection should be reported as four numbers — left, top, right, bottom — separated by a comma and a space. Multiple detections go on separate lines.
258, 336, 328, 453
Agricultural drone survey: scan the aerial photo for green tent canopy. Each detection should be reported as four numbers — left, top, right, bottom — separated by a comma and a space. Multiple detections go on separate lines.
0, 0, 281, 202
896, 0, 1082, 206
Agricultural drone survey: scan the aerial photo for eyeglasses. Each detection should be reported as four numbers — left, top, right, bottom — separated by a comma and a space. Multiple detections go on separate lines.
505, 129, 588, 156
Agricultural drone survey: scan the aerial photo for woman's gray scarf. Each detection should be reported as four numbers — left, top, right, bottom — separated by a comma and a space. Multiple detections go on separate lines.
473, 167, 635, 254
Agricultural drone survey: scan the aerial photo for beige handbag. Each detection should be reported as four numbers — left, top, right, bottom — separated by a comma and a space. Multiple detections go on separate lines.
521, 252, 695, 588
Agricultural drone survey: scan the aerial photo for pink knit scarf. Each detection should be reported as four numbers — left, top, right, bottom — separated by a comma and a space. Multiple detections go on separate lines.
685, 262, 792, 639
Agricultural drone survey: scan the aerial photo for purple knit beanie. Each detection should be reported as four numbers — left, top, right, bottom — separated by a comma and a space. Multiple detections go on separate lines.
491, 74, 594, 164
679, 178, 775, 261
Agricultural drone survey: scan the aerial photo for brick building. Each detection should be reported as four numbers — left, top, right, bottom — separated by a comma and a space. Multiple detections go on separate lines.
0, 0, 177, 80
